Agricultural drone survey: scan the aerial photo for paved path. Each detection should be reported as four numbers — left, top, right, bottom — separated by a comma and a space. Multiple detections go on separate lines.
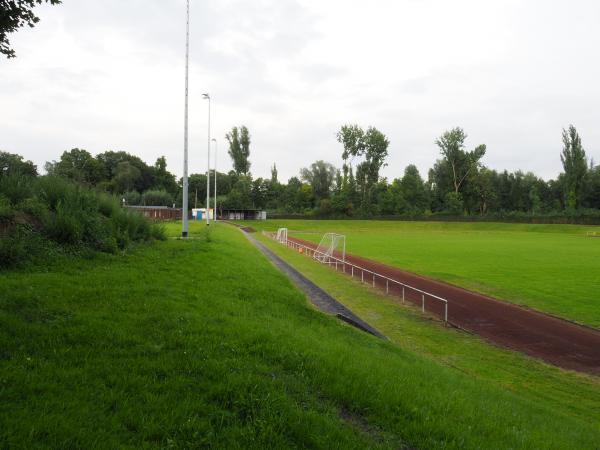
243, 232, 386, 340
287, 236, 600, 376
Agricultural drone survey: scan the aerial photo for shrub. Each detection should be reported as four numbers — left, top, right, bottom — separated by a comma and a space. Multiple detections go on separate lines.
141, 189, 173, 207
122, 191, 141, 206
444, 192, 464, 215
0, 225, 45, 269
150, 222, 167, 241
0, 195, 14, 223
44, 201, 84, 245
0, 173, 33, 206
1, 175, 165, 268
97, 193, 120, 218
17, 198, 47, 221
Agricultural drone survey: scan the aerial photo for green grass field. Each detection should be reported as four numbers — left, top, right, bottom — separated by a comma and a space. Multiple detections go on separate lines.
248, 220, 600, 327
1, 222, 599, 448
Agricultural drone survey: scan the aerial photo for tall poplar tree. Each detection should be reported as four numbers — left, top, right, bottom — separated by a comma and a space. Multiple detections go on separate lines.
560, 125, 587, 210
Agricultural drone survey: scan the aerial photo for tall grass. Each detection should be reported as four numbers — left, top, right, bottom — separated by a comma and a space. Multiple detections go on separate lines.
0, 174, 165, 268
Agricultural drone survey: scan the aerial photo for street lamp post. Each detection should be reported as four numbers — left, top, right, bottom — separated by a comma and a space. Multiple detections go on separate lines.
181, 0, 190, 238
202, 93, 211, 225
212, 138, 218, 221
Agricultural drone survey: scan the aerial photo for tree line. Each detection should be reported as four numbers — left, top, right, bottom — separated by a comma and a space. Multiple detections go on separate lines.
218, 123, 599, 220
1, 123, 598, 220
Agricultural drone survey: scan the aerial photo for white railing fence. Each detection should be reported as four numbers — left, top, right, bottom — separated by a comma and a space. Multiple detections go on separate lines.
263, 231, 449, 323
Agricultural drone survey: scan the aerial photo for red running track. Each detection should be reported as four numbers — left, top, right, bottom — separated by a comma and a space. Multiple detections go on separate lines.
288, 236, 600, 375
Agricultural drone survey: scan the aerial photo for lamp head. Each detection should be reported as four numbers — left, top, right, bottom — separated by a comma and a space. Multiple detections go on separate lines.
202, 93, 210, 100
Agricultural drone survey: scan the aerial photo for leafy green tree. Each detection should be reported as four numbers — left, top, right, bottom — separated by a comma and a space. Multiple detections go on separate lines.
141, 189, 173, 207
337, 124, 365, 186
280, 177, 313, 212
444, 192, 464, 214
427, 159, 454, 212
560, 125, 587, 210
222, 176, 253, 209
122, 191, 141, 206
270, 163, 278, 184
300, 160, 337, 201
336, 124, 389, 185
400, 165, 428, 214
374, 181, 397, 215
114, 162, 141, 193
45, 148, 104, 185
471, 167, 497, 215
0, 151, 37, 177
436, 127, 486, 195
362, 127, 390, 186
226, 126, 251, 176
251, 178, 268, 208
185, 173, 207, 208
337, 124, 389, 211
152, 156, 178, 194
96, 151, 155, 193
1, 0, 61, 58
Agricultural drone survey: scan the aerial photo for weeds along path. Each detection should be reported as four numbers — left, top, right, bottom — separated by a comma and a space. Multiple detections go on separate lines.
242, 231, 386, 339
286, 236, 600, 376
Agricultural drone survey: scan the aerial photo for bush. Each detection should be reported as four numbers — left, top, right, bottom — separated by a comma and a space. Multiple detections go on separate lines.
0, 195, 14, 223
141, 189, 173, 207
0, 173, 33, 206
122, 191, 141, 206
0, 225, 45, 269
97, 193, 120, 218
444, 192, 464, 215
0, 174, 165, 268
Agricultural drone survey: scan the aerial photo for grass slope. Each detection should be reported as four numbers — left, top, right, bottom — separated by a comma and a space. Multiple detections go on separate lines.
0, 222, 598, 449
249, 220, 600, 327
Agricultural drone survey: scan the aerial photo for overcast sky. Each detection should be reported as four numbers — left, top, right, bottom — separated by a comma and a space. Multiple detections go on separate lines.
2, 0, 600, 182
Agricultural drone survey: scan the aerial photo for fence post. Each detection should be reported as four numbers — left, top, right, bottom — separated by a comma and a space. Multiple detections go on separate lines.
402, 286, 405, 303
361, 270, 364, 283
422, 294, 425, 312
386, 280, 389, 294
352, 266, 354, 278
372, 274, 375, 288
445, 303, 448, 323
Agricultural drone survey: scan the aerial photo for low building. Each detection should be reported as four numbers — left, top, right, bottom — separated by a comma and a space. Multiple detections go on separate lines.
126, 206, 185, 220
220, 209, 267, 220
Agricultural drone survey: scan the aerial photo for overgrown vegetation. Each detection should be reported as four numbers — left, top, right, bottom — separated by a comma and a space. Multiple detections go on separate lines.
1, 223, 598, 448
0, 164, 165, 268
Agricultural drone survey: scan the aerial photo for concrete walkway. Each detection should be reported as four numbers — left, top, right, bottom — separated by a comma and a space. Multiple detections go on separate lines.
244, 232, 386, 340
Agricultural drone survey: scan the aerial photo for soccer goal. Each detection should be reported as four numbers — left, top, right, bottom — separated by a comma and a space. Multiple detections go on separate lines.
276, 228, 288, 244
314, 233, 346, 264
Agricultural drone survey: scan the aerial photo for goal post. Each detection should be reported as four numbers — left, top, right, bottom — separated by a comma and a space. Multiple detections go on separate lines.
314, 233, 346, 264
276, 228, 288, 244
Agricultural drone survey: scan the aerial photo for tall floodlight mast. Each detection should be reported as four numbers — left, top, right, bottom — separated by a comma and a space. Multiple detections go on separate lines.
212, 138, 218, 221
181, 0, 190, 238
202, 93, 211, 225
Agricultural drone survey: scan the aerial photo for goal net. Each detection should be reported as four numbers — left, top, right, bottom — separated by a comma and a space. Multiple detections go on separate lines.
314, 233, 346, 264
276, 228, 288, 244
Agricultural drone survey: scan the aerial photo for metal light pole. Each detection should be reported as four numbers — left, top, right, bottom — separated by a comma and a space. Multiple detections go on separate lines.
202, 93, 211, 225
212, 138, 218, 221
181, 0, 190, 238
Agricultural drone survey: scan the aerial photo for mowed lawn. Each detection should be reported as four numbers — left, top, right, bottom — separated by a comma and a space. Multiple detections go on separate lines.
249, 220, 600, 327
1, 222, 599, 448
